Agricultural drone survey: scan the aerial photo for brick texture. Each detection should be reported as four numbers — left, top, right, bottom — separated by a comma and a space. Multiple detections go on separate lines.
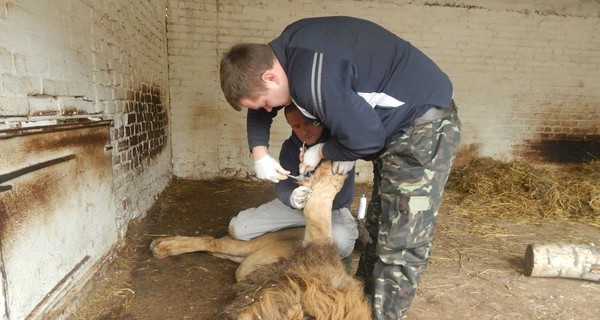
167, 0, 600, 182
2, 1, 599, 188
0, 0, 172, 233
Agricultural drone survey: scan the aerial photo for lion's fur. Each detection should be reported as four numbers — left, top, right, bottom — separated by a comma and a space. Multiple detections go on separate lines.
150, 161, 372, 319
220, 242, 371, 320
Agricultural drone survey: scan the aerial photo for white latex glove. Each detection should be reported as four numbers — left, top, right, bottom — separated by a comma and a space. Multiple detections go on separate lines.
332, 161, 355, 174
290, 186, 313, 209
299, 143, 324, 175
254, 154, 290, 183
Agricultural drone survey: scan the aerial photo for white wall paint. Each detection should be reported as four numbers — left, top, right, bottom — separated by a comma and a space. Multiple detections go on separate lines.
0, 271, 5, 320
168, 0, 600, 181
0, 0, 171, 318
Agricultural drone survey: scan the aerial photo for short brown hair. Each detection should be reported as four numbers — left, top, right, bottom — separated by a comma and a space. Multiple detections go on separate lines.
219, 43, 275, 111
284, 103, 299, 118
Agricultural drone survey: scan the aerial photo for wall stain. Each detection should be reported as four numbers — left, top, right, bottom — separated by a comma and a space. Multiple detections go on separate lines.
116, 84, 168, 171
0, 125, 111, 240
522, 134, 600, 164
455, 143, 480, 167
423, 2, 484, 10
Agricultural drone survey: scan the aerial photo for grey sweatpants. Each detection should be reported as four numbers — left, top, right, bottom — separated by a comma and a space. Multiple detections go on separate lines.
228, 198, 358, 258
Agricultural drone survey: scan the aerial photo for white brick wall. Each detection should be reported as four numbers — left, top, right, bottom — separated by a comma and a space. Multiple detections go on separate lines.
2, 0, 598, 182
168, 0, 600, 181
1, 1, 173, 227
0, 2, 172, 317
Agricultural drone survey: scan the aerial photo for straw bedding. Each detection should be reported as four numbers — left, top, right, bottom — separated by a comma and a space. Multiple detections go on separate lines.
445, 158, 600, 225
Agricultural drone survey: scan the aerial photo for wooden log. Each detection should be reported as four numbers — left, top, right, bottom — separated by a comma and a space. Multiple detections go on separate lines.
524, 243, 600, 281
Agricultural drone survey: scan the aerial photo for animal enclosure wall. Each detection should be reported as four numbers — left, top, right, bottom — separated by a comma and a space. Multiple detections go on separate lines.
0, 122, 115, 320
168, 0, 600, 182
0, 1, 171, 318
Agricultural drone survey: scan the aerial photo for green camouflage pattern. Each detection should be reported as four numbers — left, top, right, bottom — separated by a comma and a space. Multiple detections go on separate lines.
356, 104, 461, 319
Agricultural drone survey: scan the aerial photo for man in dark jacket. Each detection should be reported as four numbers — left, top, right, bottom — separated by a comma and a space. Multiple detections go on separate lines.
220, 16, 461, 319
228, 104, 358, 259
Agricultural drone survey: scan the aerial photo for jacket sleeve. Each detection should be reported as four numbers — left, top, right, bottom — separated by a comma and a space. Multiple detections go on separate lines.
246, 107, 284, 151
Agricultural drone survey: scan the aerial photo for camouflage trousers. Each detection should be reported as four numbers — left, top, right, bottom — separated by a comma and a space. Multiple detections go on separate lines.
356, 102, 461, 319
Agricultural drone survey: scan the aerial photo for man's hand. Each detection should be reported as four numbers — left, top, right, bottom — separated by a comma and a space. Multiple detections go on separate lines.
290, 186, 312, 209
299, 143, 324, 175
254, 154, 290, 183
332, 161, 355, 174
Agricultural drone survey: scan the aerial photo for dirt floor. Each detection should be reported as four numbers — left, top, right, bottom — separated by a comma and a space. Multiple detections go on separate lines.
70, 178, 600, 320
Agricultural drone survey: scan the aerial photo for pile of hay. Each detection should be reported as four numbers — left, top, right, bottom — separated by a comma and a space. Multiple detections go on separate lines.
446, 158, 600, 224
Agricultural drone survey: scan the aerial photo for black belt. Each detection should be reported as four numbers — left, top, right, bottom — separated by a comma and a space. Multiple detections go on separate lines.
414, 100, 456, 125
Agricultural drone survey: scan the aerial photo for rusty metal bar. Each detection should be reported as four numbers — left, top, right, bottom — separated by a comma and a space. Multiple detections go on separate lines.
0, 154, 77, 188
0, 120, 112, 139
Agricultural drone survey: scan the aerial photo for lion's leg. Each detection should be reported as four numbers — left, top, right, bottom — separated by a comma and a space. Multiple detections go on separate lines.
302, 160, 347, 244
150, 236, 219, 259
150, 228, 305, 261
235, 239, 299, 281
150, 235, 263, 261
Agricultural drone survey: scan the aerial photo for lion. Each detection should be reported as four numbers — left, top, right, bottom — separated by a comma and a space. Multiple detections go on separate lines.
150, 160, 371, 319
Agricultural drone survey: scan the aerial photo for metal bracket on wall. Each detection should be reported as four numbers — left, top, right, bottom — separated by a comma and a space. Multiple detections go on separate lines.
0, 154, 77, 193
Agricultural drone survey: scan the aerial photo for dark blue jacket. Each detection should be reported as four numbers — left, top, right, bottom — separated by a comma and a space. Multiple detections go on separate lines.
247, 16, 453, 161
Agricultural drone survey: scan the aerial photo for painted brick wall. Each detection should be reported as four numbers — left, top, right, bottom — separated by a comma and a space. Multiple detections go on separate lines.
86, 1, 172, 233
0, 1, 172, 317
168, 0, 600, 182
0, 0, 172, 233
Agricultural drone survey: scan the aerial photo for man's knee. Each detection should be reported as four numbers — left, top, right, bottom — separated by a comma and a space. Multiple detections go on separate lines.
332, 223, 359, 258
228, 216, 246, 240
332, 208, 359, 257
336, 238, 356, 258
